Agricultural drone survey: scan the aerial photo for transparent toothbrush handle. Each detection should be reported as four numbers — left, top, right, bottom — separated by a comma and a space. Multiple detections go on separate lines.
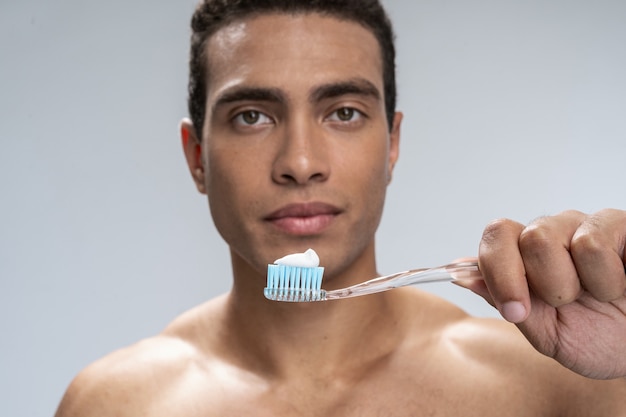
324, 261, 481, 300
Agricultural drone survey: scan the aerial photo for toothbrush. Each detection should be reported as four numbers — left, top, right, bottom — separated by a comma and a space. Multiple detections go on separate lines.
264, 261, 482, 302
264, 248, 325, 301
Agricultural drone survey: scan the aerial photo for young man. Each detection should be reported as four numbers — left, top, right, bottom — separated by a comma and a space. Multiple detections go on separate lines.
56, 1, 626, 415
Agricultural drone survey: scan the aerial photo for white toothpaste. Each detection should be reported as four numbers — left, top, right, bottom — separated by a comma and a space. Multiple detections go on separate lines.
274, 248, 320, 268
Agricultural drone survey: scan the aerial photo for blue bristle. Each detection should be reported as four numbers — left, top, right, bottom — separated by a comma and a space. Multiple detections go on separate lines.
310, 269, 317, 290
302, 268, 310, 291
279, 265, 287, 289
266, 264, 324, 292
293, 267, 301, 290
289, 266, 296, 289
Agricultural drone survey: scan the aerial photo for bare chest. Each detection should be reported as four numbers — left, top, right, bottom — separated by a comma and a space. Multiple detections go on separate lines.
153, 362, 552, 417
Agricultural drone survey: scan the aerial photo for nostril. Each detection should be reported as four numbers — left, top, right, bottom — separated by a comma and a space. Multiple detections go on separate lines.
278, 172, 296, 184
308, 172, 326, 182
276, 169, 326, 185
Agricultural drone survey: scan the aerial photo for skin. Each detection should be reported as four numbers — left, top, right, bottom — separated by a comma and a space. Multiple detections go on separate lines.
55, 13, 626, 416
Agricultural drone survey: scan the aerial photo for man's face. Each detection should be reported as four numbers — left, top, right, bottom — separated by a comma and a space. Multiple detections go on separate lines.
184, 13, 401, 280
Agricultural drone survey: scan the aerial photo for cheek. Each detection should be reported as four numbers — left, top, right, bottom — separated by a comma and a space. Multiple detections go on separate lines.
349, 141, 390, 190
343, 141, 390, 216
204, 149, 263, 237
205, 144, 263, 199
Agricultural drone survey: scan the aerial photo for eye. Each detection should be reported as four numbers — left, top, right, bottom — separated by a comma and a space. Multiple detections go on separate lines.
233, 110, 273, 126
327, 107, 363, 123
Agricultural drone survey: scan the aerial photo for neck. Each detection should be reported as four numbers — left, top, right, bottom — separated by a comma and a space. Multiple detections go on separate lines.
220, 246, 407, 380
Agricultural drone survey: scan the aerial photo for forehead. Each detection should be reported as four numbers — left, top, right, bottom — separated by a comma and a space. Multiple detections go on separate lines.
204, 13, 384, 100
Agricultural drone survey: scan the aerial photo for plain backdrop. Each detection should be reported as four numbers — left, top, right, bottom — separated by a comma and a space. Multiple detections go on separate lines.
1, 0, 625, 415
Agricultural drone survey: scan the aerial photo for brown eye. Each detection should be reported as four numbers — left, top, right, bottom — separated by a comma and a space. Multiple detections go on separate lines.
233, 110, 272, 127
336, 107, 355, 121
326, 107, 365, 125
242, 111, 260, 124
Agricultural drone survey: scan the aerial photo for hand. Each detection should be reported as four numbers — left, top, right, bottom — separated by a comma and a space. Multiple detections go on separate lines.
462, 209, 626, 379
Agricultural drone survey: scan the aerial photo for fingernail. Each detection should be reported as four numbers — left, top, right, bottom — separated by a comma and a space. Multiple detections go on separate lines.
501, 301, 527, 323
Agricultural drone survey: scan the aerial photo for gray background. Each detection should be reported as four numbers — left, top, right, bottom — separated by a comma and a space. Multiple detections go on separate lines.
2, 0, 625, 415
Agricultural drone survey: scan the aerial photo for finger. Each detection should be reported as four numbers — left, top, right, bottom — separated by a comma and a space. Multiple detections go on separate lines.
451, 256, 495, 305
452, 279, 495, 307
571, 208, 626, 301
479, 218, 530, 323
518, 210, 585, 307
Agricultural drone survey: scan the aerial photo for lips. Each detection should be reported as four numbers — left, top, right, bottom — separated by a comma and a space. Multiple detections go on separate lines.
265, 202, 341, 235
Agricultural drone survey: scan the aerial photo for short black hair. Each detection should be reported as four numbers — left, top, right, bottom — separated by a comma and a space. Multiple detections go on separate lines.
187, 0, 397, 137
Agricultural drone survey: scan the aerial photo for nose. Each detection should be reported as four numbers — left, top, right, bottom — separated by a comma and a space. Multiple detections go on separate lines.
271, 117, 330, 186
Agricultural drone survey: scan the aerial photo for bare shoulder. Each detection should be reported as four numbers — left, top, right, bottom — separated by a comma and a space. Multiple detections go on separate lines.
450, 315, 626, 414
54, 335, 198, 416
398, 288, 626, 415
397, 288, 543, 371
55, 297, 227, 417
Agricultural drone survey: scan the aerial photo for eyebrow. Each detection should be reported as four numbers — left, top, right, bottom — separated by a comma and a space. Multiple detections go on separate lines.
211, 78, 382, 112
309, 78, 382, 103
212, 87, 286, 112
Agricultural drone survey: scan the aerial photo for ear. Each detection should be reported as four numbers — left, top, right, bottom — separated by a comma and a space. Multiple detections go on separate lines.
180, 118, 207, 194
387, 111, 402, 184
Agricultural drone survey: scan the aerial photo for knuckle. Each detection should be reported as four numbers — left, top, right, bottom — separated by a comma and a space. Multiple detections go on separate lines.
518, 223, 553, 256
570, 226, 606, 258
594, 207, 623, 218
481, 218, 519, 243
556, 208, 586, 219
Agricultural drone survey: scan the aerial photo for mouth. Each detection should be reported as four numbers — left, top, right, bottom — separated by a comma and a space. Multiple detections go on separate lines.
265, 202, 342, 235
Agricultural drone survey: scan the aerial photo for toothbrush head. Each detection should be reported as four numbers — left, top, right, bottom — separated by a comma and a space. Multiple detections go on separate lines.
264, 264, 325, 302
